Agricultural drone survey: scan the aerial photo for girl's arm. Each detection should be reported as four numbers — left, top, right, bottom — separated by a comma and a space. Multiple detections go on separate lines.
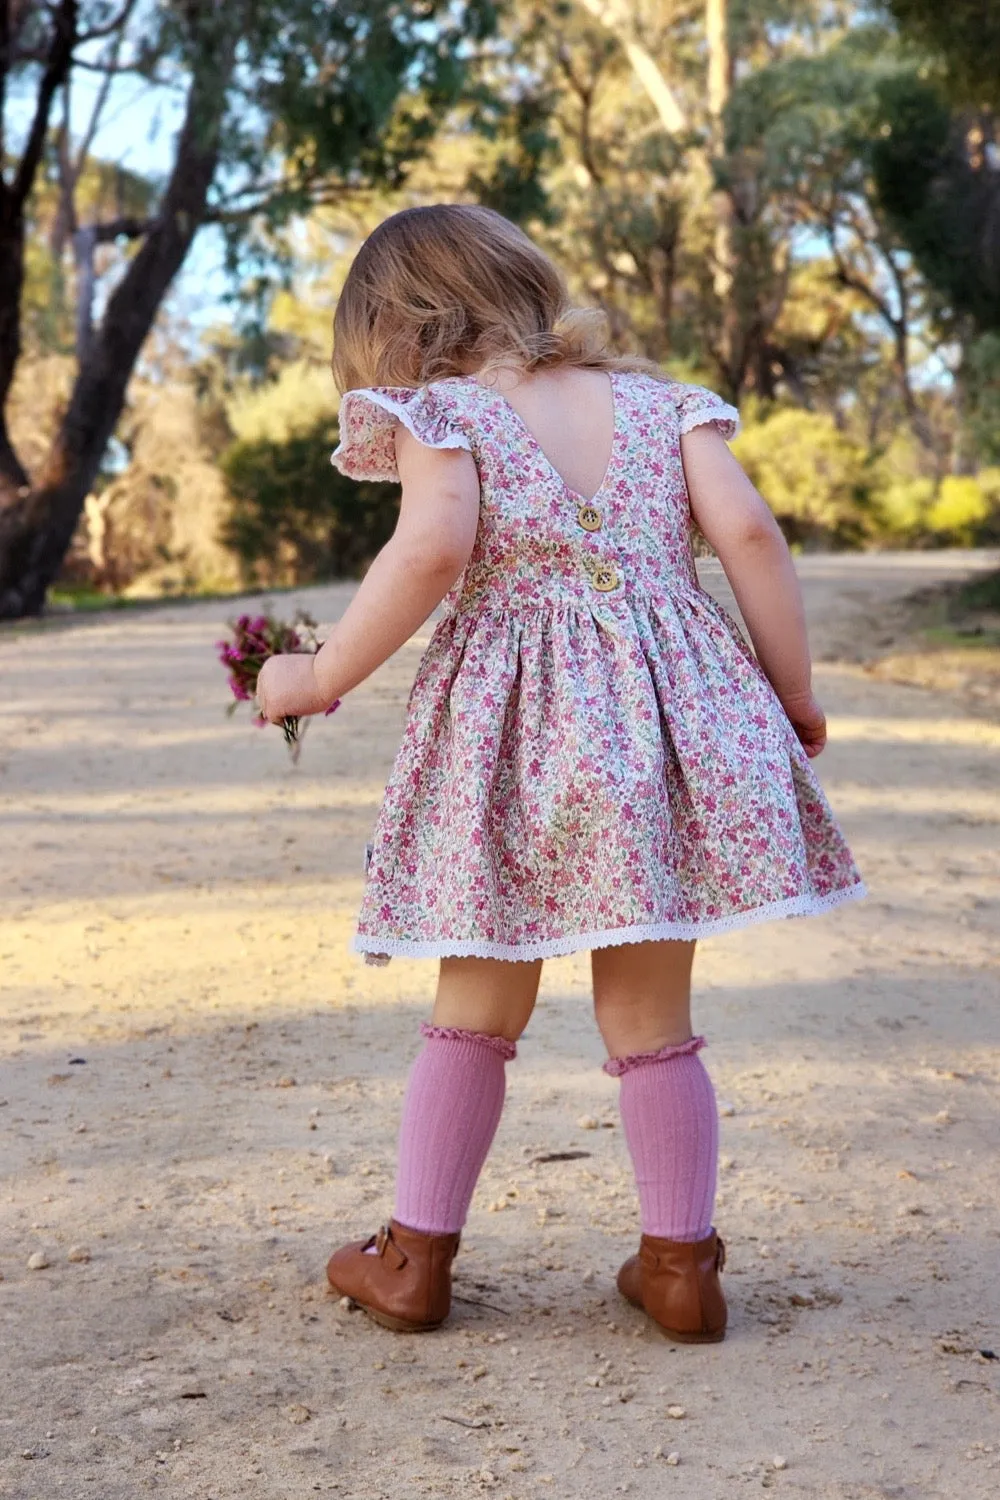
680, 424, 827, 757
313, 427, 481, 702
256, 426, 480, 720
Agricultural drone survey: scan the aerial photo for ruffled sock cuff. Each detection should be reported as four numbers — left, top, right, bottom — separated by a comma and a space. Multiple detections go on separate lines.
419, 1020, 517, 1062
602, 1034, 706, 1077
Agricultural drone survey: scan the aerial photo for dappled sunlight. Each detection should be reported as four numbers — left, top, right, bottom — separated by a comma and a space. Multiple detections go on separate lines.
831, 783, 998, 818
827, 714, 1000, 749
3, 779, 393, 820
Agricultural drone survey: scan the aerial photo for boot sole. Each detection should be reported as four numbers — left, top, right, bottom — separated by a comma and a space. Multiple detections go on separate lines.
619, 1288, 725, 1344
328, 1284, 444, 1334
360, 1303, 445, 1333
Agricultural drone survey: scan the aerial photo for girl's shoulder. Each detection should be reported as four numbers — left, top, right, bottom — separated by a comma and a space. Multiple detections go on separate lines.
616, 369, 741, 441
331, 377, 478, 483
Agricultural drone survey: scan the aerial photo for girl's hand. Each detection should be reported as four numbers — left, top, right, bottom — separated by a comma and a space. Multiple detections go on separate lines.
781, 691, 827, 758
255, 653, 328, 723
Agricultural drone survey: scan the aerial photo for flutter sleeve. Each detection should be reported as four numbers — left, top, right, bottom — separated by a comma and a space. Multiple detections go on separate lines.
672, 381, 741, 441
331, 385, 473, 482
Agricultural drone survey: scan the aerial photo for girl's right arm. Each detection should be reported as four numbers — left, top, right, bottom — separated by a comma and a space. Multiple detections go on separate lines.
680, 424, 827, 758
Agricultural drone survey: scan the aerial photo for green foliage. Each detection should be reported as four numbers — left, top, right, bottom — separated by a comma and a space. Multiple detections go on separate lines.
887, 1, 1000, 108
206, 0, 501, 272
870, 73, 1000, 334
220, 420, 399, 586
731, 408, 877, 546
962, 334, 1000, 462
466, 88, 560, 225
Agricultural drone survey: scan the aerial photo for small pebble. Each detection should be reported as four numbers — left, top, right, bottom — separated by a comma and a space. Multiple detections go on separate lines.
283, 1404, 311, 1424
773, 1455, 787, 1470
666, 1451, 680, 1466
577, 1114, 599, 1130
718, 1101, 736, 1117
934, 1110, 952, 1124
338, 1296, 355, 1312
666, 1405, 686, 1419
275, 1076, 296, 1088
67, 1245, 91, 1263
27, 1251, 50, 1271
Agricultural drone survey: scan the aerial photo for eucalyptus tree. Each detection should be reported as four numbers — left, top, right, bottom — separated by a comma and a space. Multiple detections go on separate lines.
0, 0, 496, 618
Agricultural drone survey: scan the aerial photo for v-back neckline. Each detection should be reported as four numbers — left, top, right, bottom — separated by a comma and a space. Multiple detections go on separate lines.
467, 370, 620, 506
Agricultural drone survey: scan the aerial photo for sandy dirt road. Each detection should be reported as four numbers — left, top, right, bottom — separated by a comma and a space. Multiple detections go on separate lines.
1, 551, 998, 1500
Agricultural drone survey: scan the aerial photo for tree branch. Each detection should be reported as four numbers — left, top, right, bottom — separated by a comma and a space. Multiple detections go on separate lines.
574, 0, 687, 134
12, 0, 79, 211
91, 215, 152, 242
555, 46, 604, 184
78, 0, 138, 43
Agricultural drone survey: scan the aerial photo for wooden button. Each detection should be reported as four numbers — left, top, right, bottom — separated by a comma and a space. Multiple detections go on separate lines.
578, 504, 602, 532
591, 565, 619, 592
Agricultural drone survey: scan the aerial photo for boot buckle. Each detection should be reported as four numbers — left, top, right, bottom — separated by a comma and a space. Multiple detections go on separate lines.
372, 1223, 407, 1270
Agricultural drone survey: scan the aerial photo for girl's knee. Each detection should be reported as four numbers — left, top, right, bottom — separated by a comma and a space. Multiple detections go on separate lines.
594, 989, 694, 1058
432, 956, 541, 1042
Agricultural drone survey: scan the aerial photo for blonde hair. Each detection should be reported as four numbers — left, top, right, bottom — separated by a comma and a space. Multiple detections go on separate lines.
332, 203, 666, 393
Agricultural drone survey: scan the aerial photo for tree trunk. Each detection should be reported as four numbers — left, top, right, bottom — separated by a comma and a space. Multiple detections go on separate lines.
706, 0, 740, 400
0, 194, 30, 483
0, 52, 233, 619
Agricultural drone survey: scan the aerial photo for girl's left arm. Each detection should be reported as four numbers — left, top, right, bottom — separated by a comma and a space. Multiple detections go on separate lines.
256, 425, 480, 721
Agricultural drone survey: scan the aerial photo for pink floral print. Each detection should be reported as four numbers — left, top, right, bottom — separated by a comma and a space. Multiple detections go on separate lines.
332, 371, 865, 965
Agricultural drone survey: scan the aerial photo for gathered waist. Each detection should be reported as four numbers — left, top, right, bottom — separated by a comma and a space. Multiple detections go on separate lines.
440, 578, 716, 625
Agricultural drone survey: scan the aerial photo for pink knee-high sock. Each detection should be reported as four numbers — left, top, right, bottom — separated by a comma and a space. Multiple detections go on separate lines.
605, 1035, 718, 1242
392, 1022, 516, 1235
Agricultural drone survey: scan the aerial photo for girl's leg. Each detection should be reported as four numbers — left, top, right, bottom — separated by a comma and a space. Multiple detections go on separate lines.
592, 940, 717, 1242
431, 954, 543, 1042
393, 956, 542, 1234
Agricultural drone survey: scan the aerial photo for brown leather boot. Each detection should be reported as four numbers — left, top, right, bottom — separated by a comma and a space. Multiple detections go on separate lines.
617, 1228, 727, 1343
325, 1219, 461, 1332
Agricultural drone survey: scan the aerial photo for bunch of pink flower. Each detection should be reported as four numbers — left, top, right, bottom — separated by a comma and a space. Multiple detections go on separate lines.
216, 607, 339, 761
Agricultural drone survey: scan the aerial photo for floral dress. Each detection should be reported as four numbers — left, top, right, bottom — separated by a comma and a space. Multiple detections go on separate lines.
332, 371, 865, 966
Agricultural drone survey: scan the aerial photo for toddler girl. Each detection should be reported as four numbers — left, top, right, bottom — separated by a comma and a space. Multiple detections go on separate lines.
256, 204, 865, 1342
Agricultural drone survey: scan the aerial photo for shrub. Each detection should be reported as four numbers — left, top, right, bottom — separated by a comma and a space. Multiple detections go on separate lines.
874, 477, 936, 540
731, 408, 876, 546
220, 418, 400, 586
926, 475, 995, 545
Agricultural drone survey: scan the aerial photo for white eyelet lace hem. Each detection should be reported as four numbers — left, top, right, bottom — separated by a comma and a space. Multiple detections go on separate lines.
352, 881, 867, 965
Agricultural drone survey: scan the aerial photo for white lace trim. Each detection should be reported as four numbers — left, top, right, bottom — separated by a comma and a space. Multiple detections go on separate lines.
331, 387, 473, 482
676, 385, 741, 441
351, 882, 867, 964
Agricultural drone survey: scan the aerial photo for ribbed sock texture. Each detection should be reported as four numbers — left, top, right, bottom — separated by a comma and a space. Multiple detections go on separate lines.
393, 1024, 514, 1235
615, 1041, 718, 1241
